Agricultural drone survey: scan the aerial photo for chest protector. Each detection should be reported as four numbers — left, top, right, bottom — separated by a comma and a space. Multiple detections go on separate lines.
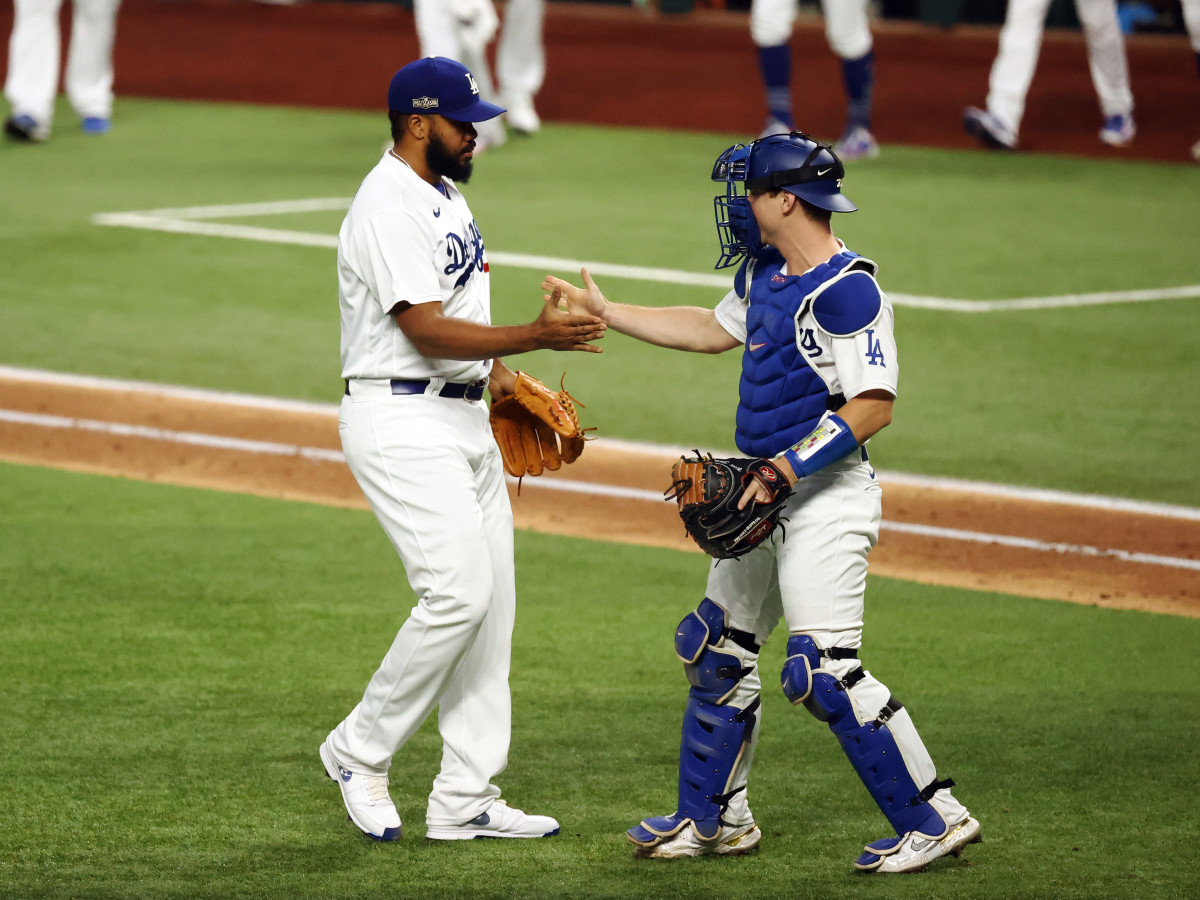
735, 249, 870, 457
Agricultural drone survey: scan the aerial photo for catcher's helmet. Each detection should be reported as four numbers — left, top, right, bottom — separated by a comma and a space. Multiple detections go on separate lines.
711, 131, 856, 269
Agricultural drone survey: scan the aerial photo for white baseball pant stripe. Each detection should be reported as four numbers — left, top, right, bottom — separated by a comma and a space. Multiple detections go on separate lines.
328, 388, 515, 827
750, 0, 873, 61
4, 0, 121, 125
986, 0, 1133, 135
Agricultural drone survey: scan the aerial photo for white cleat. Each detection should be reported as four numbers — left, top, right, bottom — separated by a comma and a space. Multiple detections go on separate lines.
426, 799, 560, 840
319, 741, 402, 841
1099, 113, 1136, 147
757, 117, 794, 139
630, 821, 762, 859
504, 93, 541, 135
855, 815, 981, 873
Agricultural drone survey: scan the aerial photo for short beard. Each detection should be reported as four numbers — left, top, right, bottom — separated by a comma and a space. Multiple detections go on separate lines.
426, 130, 473, 183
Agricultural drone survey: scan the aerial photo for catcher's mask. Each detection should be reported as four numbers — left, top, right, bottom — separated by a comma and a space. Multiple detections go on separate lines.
711, 132, 857, 270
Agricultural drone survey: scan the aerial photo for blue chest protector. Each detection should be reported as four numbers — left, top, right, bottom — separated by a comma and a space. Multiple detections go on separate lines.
735, 249, 876, 458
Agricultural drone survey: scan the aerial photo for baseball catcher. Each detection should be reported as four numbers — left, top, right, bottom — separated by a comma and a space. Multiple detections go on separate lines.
667, 454, 791, 559
543, 132, 979, 873
489, 371, 590, 478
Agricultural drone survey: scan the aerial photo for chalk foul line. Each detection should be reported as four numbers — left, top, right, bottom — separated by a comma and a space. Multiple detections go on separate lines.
3, 406, 1197, 573
91, 201, 1200, 313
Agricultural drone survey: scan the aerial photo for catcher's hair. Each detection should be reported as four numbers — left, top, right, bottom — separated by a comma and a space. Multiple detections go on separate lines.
764, 188, 834, 227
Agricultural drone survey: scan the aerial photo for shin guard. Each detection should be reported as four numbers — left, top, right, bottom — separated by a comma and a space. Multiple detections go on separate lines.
783, 634, 954, 839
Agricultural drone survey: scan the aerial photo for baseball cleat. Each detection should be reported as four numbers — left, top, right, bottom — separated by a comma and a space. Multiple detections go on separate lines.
81, 116, 111, 135
854, 815, 981, 873
834, 126, 880, 161
504, 93, 540, 135
4, 114, 49, 143
963, 106, 1016, 150
627, 820, 762, 859
425, 799, 560, 840
319, 740, 402, 841
1099, 113, 1136, 147
758, 117, 794, 139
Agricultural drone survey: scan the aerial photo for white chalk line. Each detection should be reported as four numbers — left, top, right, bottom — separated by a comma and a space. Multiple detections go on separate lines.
2, 382, 1198, 573
91, 201, 1200, 312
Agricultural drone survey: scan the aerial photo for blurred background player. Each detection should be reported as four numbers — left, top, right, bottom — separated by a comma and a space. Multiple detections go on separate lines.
413, 0, 545, 151
4, 0, 121, 142
751, 0, 878, 160
963, 0, 1135, 150
1184, 0, 1200, 160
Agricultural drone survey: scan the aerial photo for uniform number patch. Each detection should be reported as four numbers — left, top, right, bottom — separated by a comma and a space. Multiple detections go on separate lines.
799, 328, 823, 357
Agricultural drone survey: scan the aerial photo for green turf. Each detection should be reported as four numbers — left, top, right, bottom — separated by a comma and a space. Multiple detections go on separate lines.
1, 463, 1198, 899
1, 97, 1198, 506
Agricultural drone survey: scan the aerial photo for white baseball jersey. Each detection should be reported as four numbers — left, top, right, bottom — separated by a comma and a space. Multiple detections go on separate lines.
713, 243, 899, 404
338, 151, 492, 383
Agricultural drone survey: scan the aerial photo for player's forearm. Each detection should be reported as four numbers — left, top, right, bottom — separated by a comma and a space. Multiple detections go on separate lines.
403, 317, 542, 360
604, 303, 736, 353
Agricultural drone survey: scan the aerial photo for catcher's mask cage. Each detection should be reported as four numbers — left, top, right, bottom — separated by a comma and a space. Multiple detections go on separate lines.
711, 132, 857, 270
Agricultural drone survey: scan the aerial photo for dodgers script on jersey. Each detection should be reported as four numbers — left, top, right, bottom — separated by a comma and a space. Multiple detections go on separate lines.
337, 151, 492, 383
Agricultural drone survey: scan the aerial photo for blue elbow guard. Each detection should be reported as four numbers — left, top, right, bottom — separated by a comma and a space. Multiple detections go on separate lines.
783, 413, 858, 479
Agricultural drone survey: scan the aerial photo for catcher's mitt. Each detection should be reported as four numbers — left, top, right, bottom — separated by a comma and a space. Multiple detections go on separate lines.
666, 453, 792, 560
490, 371, 592, 479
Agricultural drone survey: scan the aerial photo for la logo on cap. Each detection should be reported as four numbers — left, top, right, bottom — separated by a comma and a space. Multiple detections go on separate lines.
465, 72, 480, 96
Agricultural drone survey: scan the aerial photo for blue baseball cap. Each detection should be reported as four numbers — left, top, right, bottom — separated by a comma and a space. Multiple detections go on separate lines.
387, 57, 505, 123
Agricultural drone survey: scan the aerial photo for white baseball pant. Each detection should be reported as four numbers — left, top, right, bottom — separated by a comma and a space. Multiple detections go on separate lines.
414, 0, 545, 105
1183, 0, 1200, 53
327, 384, 516, 828
985, 0, 1133, 136
705, 452, 968, 829
750, 0, 873, 61
4, 0, 121, 125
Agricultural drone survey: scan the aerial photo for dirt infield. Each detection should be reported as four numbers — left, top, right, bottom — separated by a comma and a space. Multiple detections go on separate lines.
1, 0, 1195, 162
2, 374, 1197, 618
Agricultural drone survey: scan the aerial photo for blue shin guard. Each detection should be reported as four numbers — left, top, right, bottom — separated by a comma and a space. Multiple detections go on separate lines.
782, 634, 951, 839
628, 600, 760, 847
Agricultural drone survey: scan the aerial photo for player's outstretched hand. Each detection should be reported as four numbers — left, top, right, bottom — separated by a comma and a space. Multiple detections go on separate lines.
531, 293, 606, 353
542, 268, 609, 320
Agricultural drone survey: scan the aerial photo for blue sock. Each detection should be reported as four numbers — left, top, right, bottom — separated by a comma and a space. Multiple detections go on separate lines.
841, 50, 875, 132
758, 44, 794, 127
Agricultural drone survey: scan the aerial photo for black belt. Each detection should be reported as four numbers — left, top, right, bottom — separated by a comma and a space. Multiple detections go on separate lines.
344, 378, 487, 401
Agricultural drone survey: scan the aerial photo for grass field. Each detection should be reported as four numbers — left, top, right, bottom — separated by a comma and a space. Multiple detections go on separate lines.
1, 98, 1199, 502
2, 463, 1198, 899
2, 96, 1200, 898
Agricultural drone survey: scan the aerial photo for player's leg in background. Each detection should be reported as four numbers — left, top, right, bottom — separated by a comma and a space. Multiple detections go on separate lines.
4, 0, 65, 140
775, 456, 976, 873
495, 0, 544, 134
425, 433, 516, 828
625, 550, 782, 858
964, 0, 1051, 149
1183, 0, 1200, 159
1075, 0, 1135, 146
64, 0, 121, 134
824, 0, 879, 160
413, 0, 505, 148
750, 0, 800, 136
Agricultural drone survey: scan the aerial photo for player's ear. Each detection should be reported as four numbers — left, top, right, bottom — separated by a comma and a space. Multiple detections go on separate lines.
407, 114, 429, 141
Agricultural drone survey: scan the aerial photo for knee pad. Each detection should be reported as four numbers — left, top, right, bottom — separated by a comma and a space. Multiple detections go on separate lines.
783, 634, 953, 838
676, 598, 757, 705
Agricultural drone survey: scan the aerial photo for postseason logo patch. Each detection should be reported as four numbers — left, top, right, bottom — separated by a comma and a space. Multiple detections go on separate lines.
412, 96, 439, 110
